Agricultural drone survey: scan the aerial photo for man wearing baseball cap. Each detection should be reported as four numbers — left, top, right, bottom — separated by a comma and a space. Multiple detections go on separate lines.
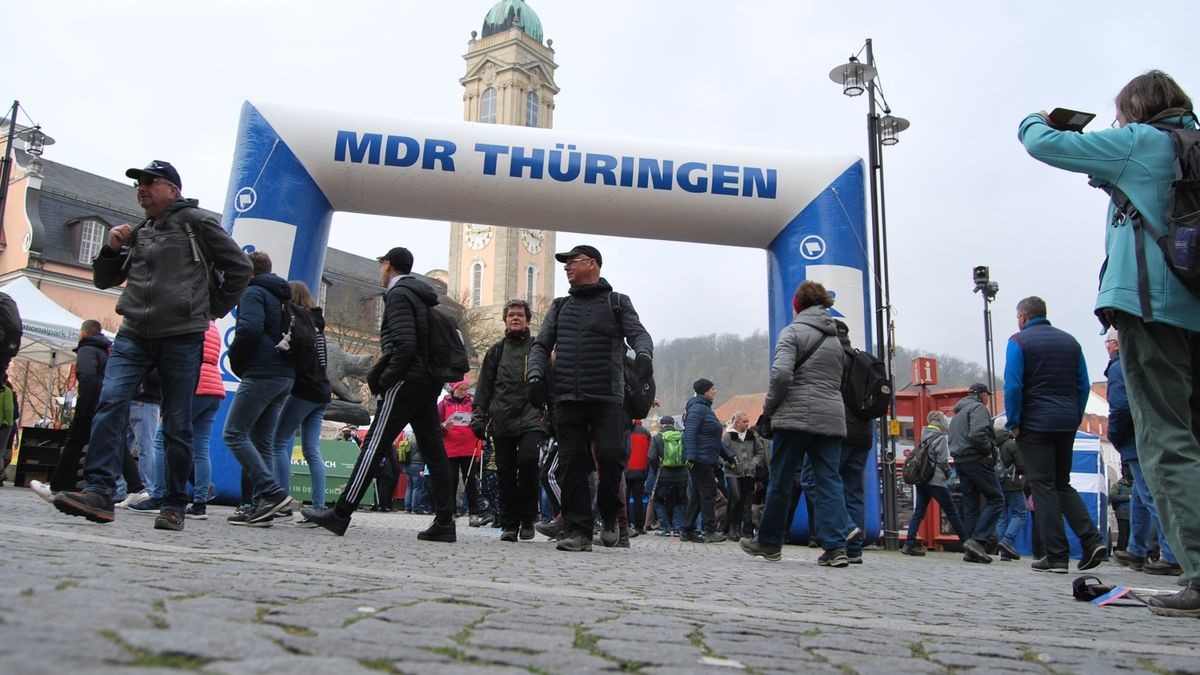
947, 382, 1005, 564
527, 244, 654, 552
47, 160, 252, 531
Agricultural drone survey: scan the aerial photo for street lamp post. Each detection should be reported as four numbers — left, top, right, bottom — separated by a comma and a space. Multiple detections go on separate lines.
973, 266, 1000, 415
1, 99, 54, 233
829, 39, 909, 551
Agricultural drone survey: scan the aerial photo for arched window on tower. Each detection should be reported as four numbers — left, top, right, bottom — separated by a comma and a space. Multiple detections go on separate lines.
525, 91, 539, 127
481, 88, 497, 124
526, 264, 537, 303
471, 261, 485, 307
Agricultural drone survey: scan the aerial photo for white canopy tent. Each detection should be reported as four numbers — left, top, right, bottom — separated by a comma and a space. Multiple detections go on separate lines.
0, 276, 89, 367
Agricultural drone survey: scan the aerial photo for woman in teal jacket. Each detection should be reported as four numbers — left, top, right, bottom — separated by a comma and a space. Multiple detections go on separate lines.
1019, 70, 1199, 618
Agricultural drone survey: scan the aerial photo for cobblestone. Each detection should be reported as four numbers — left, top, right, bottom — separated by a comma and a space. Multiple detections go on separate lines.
2, 485, 1197, 673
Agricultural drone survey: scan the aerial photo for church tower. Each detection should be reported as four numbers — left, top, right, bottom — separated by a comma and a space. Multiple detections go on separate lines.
449, 0, 559, 333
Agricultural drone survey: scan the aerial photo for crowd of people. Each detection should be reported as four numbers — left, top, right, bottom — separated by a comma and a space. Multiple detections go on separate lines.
23, 68, 1200, 620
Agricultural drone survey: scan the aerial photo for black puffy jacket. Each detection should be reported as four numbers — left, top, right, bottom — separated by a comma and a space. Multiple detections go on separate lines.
528, 279, 652, 405
372, 275, 438, 390
227, 273, 294, 380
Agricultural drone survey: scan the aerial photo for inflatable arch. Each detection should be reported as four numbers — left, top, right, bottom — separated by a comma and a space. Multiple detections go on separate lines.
216, 100, 878, 540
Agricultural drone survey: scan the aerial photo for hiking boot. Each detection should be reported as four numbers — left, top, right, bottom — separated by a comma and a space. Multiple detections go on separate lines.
901, 542, 926, 557
500, 528, 518, 542
535, 519, 564, 540
963, 539, 993, 564
479, 512, 495, 526
185, 503, 208, 520
227, 505, 273, 527
818, 547, 850, 568
29, 480, 54, 505
301, 506, 350, 536
127, 497, 163, 515
1113, 550, 1146, 571
846, 526, 864, 544
997, 541, 1021, 561
1144, 560, 1184, 576
246, 492, 292, 524
556, 530, 593, 552
1078, 543, 1106, 571
272, 508, 293, 520
1031, 557, 1069, 574
847, 553, 864, 565
53, 491, 115, 524
469, 515, 483, 527
705, 531, 727, 543
519, 521, 535, 540
417, 518, 456, 543
600, 519, 619, 547
153, 508, 184, 531
616, 531, 630, 548
679, 530, 703, 543
1146, 586, 1200, 618
740, 538, 782, 561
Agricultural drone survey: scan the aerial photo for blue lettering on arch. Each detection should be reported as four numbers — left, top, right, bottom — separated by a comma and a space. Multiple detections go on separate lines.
677, 161, 709, 194
583, 153, 618, 185
334, 131, 382, 164
384, 135, 420, 167
743, 167, 777, 199
636, 158, 673, 190
711, 164, 739, 196
422, 138, 457, 171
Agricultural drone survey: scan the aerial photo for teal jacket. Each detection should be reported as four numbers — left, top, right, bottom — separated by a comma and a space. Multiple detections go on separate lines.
1018, 112, 1200, 331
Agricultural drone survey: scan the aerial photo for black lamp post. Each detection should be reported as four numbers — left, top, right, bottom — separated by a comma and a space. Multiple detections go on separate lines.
829, 40, 909, 551
1, 100, 55, 233
973, 266, 1000, 415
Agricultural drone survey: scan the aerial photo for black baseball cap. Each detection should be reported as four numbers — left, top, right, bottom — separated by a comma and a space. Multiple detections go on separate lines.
968, 382, 991, 394
377, 246, 414, 273
554, 244, 602, 267
126, 160, 182, 191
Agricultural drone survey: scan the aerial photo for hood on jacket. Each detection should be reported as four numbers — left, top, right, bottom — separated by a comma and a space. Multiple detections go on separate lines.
75, 333, 112, 354
249, 273, 292, 301
792, 305, 839, 336
994, 427, 1014, 445
954, 393, 985, 414
567, 277, 613, 298
395, 275, 439, 306
160, 197, 200, 218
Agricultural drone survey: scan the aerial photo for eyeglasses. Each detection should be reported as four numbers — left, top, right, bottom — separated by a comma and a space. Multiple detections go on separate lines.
563, 257, 593, 267
1105, 339, 1118, 345
133, 176, 164, 188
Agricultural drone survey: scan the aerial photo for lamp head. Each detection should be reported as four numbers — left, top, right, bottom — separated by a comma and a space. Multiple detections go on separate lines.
829, 56, 877, 97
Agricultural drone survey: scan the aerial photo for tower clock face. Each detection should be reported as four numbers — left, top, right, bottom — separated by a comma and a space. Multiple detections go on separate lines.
521, 228, 545, 254
464, 224, 493, 251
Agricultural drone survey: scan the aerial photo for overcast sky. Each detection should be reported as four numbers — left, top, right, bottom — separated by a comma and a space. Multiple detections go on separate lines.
12, 1, 1198, 384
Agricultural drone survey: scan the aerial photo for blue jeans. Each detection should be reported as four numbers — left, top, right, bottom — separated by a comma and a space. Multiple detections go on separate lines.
956, 458, 1005, 544
1128, 459, 1177, 563
83, 332, 204, 510
129, 401, 162, 498
840, 446, 870, 555
907, 483, 967, 540
222, 375, 292, 502
758, 429, 846, 550
150, 395, 222, 503
994, 489, 1029, 547
271, 396, 330, 507
405, 465, 429, 512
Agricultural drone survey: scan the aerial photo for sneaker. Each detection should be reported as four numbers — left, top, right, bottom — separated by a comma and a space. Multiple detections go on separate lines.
127, 497, 163, 516
154, 508, 184, 531
847, 553, 863, 565
272, 508, 293, 520
556, 530, 593, 552
185, 504, 208, 520
901, 542, 926, 557
478, 512, 495, 526
519, 521, 535, 540
301, 506, 351, 536
616, 531, 630, 548
246, 492, 292, 524
1144, 560, 1184, 576
52, 491, 115, 524
417, 518, 457, 543
655, 529, 673, 537
846, 526, 864, 544
997, 541, 1021, 561
500, 528, 518, 542
535, 519, 564, 540
1078, 543, 1106, 571
1146, 586, 1200, 618
600, 519, 619, 547
468, 515, 483, 527
740, 538, 782, 562
705, 531, 727, 543
116, 491, 150, 509
963, 539, 993, 564
1031, 557, 1069, 574
1113, 550, 1146, 571
29, 480, 54, 504
679, 530, 703, 543
227, 506, 273, 528
818, 547, 850, 568
1178, 576, 1190, 587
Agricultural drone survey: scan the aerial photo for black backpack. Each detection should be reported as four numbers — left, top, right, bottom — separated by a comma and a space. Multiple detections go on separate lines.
423, 306, 470, 384
903, 434, 938, 486
0, 292, 21, 359
841, 347, 892, 420
276, 301, 318, 371
1110, 124, 1200, 319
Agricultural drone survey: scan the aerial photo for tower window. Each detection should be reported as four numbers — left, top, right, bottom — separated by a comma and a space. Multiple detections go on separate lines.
481, 88, 497, 124
526, 264, 537, 303
525, 92, 539, 127
471, 261, 485, 307
78, 219, 107, 264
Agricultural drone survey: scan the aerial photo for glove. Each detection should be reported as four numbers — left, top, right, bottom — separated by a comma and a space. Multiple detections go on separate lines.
528, 376, 547, 409
684, 460, 695, 470
367, 360, 386, 395
471, 422, 487, 441
634, 353, 653, 382
754, 414, 773, 440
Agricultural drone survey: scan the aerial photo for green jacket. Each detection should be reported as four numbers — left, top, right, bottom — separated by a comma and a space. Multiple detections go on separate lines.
472, 329, 551, 439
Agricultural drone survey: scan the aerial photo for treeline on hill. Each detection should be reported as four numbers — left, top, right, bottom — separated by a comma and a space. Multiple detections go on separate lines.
651, 332, 998, 413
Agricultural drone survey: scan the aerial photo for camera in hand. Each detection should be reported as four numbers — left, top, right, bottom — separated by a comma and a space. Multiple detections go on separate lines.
1047, 108, 1096, 132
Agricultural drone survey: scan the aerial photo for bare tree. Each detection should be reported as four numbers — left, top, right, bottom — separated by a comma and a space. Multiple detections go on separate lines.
322, 291, 381, 357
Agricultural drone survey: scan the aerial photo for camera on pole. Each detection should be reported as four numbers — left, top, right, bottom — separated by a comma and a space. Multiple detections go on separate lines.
973, 266, 999, 413
973, 265, 999, 301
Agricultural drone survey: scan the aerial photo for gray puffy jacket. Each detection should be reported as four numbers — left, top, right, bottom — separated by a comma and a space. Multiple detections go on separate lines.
763, 307, 845, 437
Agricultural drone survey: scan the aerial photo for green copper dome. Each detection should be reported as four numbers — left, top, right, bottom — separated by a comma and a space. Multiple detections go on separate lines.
481, 0, 543, 44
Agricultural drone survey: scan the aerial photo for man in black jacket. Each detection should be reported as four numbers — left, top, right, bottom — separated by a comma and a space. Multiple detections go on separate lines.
48, 161, 251, 531
303, 247, 454, 542
38, 320, 111, 495
527, 245, 653, 552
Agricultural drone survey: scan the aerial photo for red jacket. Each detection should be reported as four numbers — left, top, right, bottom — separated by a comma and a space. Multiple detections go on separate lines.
195, 322, 225, 399
439, 394, 480, 459
627, 423, 651, 476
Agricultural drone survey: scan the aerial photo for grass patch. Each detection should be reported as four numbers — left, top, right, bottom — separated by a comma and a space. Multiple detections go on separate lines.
150, 598, 167, 613
798, 627, 822, 638
1138, 657, 1169, 675
147, 613, 169, 630
98, 628, 211, 670
54, 580, 79, 591
342, 613, 372, 628
20, 588, 34, 596
686, 624, 714, 656
168, 591, 208, 602
425, 645, 468, 660
277, 624, 317, 637
360, 658, 401, 673
434, 597, 490, 608
573, 625, 601, 654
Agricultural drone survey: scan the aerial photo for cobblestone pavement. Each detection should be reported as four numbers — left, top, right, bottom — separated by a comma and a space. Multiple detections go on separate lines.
2, 486, 1197, 674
